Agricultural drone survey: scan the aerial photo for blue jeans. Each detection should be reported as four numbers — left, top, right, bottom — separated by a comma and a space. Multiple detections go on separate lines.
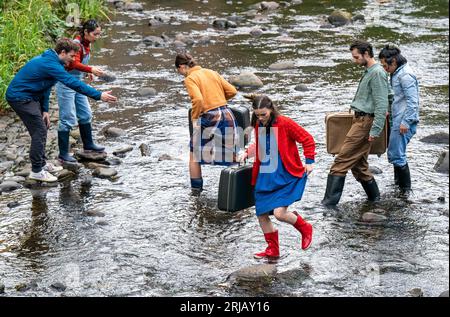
387, 123, 417, 167
56, 79, 92, 132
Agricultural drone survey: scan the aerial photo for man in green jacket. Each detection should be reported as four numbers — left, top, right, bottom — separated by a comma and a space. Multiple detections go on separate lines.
322, 40, 389, 207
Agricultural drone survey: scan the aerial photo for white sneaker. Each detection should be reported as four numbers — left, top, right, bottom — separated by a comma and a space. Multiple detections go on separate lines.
42, 162, 63, 173
29, 170, 58, 182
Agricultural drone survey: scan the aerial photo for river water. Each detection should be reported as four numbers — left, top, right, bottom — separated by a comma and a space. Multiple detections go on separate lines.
0, 0, 448, 297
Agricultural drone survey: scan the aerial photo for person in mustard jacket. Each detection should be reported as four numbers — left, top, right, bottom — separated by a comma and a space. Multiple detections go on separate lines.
175, 53, 238, 194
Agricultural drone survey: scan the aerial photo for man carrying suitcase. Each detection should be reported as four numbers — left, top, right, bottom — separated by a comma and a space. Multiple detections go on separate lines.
322, 40, 389, 207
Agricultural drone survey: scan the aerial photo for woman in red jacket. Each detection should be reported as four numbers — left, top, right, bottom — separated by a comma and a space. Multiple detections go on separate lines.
240, 95, 315, 259
56, 19, 107, 162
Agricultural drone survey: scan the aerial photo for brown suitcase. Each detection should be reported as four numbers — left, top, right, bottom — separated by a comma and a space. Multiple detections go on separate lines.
325, 111, 389, 155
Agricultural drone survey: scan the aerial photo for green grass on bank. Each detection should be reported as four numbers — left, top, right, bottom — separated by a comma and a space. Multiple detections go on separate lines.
0, 0, 111, 110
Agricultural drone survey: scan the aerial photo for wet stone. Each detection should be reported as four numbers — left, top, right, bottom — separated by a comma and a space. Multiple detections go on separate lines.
87, 162, 109, 169
328, 9, 352, 26
361, 212, 387, 223
98, 72, 117, 83
420, 132, 449, 144
104, 127, 126, 138
0, 282, 4, 294
15, 169, 31, 177
75, 151, 108, 162
95, 220, 109, 226
213, 19, 236, 29
139, 143, 151, 156
148, 18, 162, 27
158, 154, 173, 161
138, 87, 157, 97
197, 36, 211, 45
50, 282, 67, 292
105, 157, 122, 166
57, 169, 76, 181
434, 151, 449, 174
369, 166, 383, 175
269, 61, 296, 70
15, 280, 38, 292
123, 2, 143, 11
408, 288, 423, 297
142, 36, 166, 47
295, 84, 309, 92
86, 210, 105, 217
352, 14, 365, 22
261, 1, 280, 11
80, 174, 93, 187
93, 167, 118, 179
23, 179, 58, 189
229, 72, 264, 88
0, 181, 22, 192
113, 145, 133, 157
62, 161, 82, 173
7, 201, 20, 208
250, 28, 263, 37
229, 264, 277, 282
4, 176, 26, 183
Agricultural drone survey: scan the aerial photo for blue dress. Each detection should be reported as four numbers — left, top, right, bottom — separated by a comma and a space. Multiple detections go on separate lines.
254, 127, 309, 216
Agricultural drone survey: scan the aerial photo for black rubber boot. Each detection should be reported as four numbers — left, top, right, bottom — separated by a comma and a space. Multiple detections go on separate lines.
79, 123, 105, 152
397, 163, 411, 194
394, 165, 400, 186
58, 131, 77, 162
321, 174, 346, 207
361, 178, 381, 202
190, 178, 203, 196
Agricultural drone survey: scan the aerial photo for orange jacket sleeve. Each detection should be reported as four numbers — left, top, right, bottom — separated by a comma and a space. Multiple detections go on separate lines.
184, 77, 204, 120
218, 73, 237, 100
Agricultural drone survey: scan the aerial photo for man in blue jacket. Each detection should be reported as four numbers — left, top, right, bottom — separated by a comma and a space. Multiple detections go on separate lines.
6, 38, 117, 182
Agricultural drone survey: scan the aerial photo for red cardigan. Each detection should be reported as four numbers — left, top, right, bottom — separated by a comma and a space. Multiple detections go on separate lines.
246, 115, 316, 186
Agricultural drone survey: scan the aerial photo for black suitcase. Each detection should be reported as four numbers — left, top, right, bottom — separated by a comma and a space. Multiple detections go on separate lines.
188, 106, 251, 147
217, 164, 255, 212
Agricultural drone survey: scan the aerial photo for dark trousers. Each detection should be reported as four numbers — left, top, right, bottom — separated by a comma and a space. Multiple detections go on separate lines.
8, 99, 47, 173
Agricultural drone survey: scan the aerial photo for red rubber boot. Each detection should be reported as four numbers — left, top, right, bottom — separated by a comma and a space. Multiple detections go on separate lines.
293, 211, 313, 250
254, 230, 280, 259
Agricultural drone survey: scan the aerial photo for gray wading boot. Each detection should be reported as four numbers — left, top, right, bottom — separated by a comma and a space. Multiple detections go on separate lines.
396, 163, 411, 195
361, 178, 381, 202
79, 123, 105, 152
58, 131, 77, 162
322, 174, 346, 207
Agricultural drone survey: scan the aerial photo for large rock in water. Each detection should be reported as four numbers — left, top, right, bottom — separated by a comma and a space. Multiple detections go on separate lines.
328, 9, 352, 26
434, 151, 449, 174
268, 61, 297, 70
420, 132, 449, 144
229, 72, 264, 88
104, 127, 126, 138
261, 1, 280, 10
93, 167, 118, 179
228, 264, 277, 282
0, 181, 22, 192
361, 212, 387, 223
